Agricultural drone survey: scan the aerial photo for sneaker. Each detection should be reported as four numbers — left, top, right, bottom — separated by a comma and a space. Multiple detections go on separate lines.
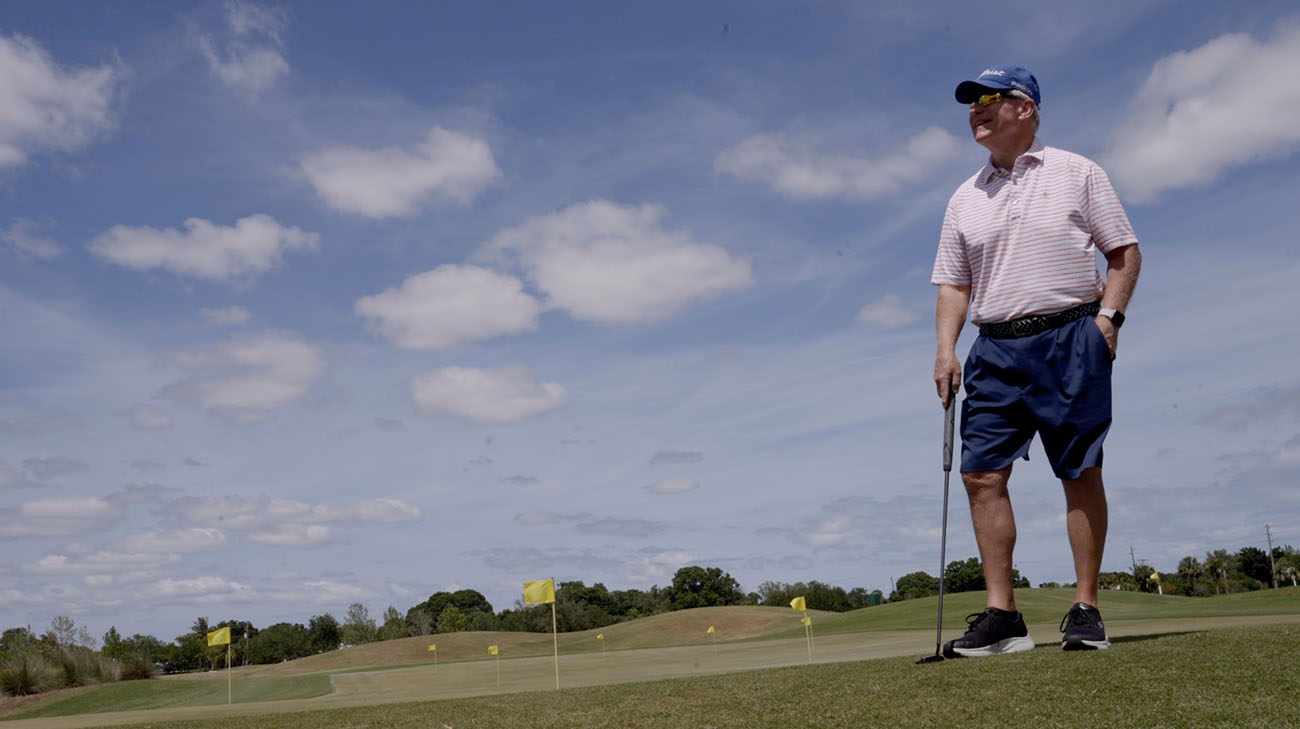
943, 608, 1035, 658
1060, 602, 1111, 651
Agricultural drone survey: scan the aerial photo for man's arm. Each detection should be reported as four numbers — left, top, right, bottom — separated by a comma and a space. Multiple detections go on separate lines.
1095, 244, 1142, 357
934, 283, 971, 407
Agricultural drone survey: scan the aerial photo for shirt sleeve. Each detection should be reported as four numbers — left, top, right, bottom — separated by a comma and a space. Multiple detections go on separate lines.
930, 201, 971, 286
1081, 163, 1139, 254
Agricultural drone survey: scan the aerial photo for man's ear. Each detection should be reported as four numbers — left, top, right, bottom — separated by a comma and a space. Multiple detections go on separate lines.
1020, 100, 1037, 121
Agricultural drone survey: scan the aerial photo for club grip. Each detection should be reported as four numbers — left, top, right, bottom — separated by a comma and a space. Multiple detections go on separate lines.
942, 396, 956, 473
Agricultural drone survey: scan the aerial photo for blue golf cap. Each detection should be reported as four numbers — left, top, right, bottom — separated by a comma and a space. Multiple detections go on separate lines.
955, 66, 1041, 105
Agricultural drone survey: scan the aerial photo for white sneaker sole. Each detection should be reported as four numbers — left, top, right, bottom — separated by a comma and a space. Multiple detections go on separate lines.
952, 635, 1036, 657
1062, 637, 1110, 650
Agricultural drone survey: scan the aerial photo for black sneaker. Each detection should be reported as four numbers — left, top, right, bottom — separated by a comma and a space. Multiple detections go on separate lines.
1060, 602, 1111, 650
943, 607, 1035, 658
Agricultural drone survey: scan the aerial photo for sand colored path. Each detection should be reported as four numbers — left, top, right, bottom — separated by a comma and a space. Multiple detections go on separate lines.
5, 614, 1299, 729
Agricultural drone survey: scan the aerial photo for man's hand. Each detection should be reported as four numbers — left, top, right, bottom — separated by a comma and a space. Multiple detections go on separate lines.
934, 351, 962, 408
1093, 316, 1117, 359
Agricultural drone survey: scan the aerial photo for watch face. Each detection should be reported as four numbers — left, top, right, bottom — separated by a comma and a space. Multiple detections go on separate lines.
1109, 310, 1126, 327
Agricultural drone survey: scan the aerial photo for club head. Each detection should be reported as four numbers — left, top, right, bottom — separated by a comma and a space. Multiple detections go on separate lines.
915, 653, 946, 664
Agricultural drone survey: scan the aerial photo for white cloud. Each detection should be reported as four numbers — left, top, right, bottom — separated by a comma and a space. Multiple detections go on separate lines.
88, 214, 320, 282
409, 365, 569, 424
355, 265, 539, 350
480, 200, 751, 324
0, 32, 121, 169
0, 497, 123, 538
515, 510, 560, 525
624, 550, 696, 583
646, 477, 699, 494
112, 528, 229, 554
0, 410, 83, 437
30, 551, 181, 575
650, 450, 704, 466
298, 127, 501, 218
715, 126, 960, 199
200, 305, 252, 326
130, 403, 174, 430
161, 331, 326, 423
804, 515, 861, 548
2, 219, 62, 259
195, 1, 289, 96
248, 524, 332, 548
1104, 24, 1300, 202
856, 293, 921, 328
22, 457, 89, 480
266, 579, 374, 606
141, 576, 256, 603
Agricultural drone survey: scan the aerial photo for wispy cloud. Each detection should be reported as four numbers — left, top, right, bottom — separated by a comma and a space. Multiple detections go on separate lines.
856, 293, 922, 329
2, 219, 62, 259
646, 477, 699, 495
195, 1, 290, 97
409, 365, 568, 424
161, 331, 326, 424
129, 403, 174, 430
200, 306, 252, 326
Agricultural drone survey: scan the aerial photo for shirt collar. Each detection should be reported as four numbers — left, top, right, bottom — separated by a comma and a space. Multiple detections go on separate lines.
978, 137, 1045, 184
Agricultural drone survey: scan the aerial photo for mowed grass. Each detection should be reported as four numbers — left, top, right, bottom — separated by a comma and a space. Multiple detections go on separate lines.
26, 624, 1299, 729
3, 674, 331, 720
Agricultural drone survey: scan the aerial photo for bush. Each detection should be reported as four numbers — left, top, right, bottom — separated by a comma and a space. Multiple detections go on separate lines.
120, 654, 157, 681
0, 648, 53, 696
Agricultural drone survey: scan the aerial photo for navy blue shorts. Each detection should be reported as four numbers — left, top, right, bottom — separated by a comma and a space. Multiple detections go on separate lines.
961, 316, 1112, 480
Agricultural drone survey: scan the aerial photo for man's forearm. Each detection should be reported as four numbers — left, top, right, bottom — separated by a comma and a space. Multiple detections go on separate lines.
936, 284, 971, 353
1101, 244, 1141, 312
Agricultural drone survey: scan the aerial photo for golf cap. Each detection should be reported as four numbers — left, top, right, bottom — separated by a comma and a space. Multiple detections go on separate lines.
955, 66, 1041, 105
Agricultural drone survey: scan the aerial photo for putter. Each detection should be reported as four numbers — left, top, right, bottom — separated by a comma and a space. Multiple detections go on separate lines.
916, 394, 956, 664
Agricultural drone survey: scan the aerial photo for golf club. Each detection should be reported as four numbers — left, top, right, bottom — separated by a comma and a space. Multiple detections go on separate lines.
916, 394, 956, 664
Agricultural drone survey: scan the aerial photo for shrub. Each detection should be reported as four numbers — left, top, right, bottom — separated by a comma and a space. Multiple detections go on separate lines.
0, 648, 53, 696
120, 654, 157, 681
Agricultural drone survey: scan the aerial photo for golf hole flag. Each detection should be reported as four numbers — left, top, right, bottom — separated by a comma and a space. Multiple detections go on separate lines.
488, 645, 499, 655
707, 625, 715, 634
206, 627, 231, 646
802, 616, 812, 627
427, 644, 436, 652
524, 578, 555, 604
790, 596, 806, 611
597, 633, 604, 640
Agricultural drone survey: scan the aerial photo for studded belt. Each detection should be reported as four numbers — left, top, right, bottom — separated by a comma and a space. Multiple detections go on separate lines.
978, 301, 1101, 339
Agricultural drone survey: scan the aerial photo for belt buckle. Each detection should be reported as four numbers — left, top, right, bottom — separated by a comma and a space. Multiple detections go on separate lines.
1012, 317, 1041, 336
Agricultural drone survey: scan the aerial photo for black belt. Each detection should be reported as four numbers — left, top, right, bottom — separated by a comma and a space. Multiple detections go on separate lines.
979, 301, 1100, 338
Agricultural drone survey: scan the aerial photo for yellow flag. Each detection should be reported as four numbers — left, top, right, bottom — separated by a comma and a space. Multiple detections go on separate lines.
488, 645, 499, 656
523, 578, 556, 605
802, 616, 812, 627
596, 634, 605, 640
707, 625, 715, 634
1151, 572, 1161, 581
790, 596, 806, 611
427, 644, 437, 652
206, 627, 231, 646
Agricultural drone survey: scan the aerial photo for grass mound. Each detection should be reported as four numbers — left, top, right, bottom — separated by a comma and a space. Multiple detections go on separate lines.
4, 674, 332, 720
30, 624, 1297, 729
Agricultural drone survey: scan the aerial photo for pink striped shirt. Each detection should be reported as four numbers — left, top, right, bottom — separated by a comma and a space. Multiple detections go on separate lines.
930, 139, 1138, 325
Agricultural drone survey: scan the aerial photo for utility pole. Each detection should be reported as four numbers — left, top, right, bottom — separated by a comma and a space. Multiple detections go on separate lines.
1266, 524, 1277, 589
1130, 545, 1138, 573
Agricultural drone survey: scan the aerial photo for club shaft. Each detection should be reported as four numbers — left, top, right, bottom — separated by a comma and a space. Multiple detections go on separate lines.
934, 397, 955, 656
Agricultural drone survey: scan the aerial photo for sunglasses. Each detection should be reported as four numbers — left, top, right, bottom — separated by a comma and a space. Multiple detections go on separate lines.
970, 92, 1021, 108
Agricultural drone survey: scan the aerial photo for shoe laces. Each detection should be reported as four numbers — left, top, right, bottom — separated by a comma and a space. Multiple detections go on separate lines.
963, 609, 996, 634
1060, 605, 1096, 633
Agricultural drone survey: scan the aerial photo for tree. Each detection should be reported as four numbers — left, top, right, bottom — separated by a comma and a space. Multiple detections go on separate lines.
890, 571, 939, 601
1178, 556, 1201, 595
1204, 551, 1230, 595
307, 614, 340, 653
341, 603, 377, 645
408, 609, 434, 636
407, 589, 494, 631
436, 605, 471, 633
944, 558, 985, 593
666, 566, 745, 609
1237, 546, 1272, 585
1133, 564, 1157, 593
377, 606, 409, 642
247, 623, 311, 664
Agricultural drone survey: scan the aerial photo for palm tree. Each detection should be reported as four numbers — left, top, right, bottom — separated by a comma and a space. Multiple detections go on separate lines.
1204, 552, 1228, 595
1178, 556, 1201, 595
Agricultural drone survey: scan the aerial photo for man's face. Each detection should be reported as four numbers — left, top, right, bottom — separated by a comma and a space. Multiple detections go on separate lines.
969, 93, 1029, 147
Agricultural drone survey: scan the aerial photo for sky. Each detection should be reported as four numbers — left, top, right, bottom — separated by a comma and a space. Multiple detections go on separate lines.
2, 0, 1299, 643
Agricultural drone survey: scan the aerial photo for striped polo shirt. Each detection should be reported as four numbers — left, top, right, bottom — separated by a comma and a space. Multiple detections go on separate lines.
930, 139, 1138, 325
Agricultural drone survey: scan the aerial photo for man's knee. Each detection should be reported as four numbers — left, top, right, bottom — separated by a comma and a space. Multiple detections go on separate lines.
962, 468, 1011, 500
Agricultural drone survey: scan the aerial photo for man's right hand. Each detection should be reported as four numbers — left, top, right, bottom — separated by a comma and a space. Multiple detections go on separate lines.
934, 351, 962, 408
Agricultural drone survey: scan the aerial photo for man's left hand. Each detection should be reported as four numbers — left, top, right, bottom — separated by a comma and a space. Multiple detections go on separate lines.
1093, 316, 1117, 359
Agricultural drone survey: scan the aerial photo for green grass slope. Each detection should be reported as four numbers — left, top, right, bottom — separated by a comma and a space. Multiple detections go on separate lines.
21, 624, 1299, 729
3, 674, 331, 721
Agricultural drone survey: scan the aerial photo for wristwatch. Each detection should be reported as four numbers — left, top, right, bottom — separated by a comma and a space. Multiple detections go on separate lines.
1098, 307, 1125, 328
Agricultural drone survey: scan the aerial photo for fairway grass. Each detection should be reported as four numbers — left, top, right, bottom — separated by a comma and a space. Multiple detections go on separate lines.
3, 675, 332, 720
10, 624, 1299, 729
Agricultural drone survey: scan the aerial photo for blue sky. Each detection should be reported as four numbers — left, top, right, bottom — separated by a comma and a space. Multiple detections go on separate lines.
2, 1, 1299, 642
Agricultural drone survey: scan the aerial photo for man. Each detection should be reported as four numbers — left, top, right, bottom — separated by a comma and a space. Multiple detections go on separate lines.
930, 66, 1141, 656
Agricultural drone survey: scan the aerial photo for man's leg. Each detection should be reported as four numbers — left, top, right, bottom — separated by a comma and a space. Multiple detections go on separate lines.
963, 466, 1017, 611
1062, 466, 1107, 607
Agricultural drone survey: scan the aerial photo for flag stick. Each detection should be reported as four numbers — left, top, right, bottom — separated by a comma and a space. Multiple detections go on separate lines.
803, 610, 812, 663
495, 651, 500, 688
550, 600, 559, 690
226, 643, 232, 704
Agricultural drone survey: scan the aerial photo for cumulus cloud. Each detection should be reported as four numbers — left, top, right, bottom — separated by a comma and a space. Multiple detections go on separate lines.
650, 450, 704, 466
0, 32, 121, 169
22, 457, 89, 480
0, 497, 123, 538
167, 495, 421, 547
130, 403, 174, 430
161, 331, 326, 423
88, 214, 320, 282
856, 293, 921, 328
355, 265, 539, 350
141, 576, 256, 604
298, 127, 501, 218
1104, 24, 1300, 201
200, 306, 252, 326
576, 517, 667, 538
247, 523, 332, 548
0, 410, 83, 437
195, 1, 290, 96
410, 365, 569, 424
480, 200, 751, 324
0, 465, 41, 491
2, 219, 62, 259
646, 477, 699, 495
1201, 384, 1300, 432
112, 528, 229, 554
715, 126, 960, 199
30, 550, 181, 575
